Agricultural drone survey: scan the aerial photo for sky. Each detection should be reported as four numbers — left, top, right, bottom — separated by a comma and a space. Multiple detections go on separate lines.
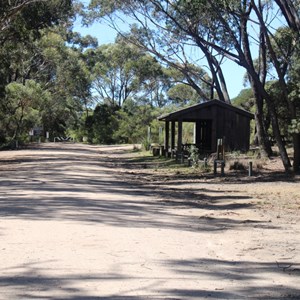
73, 17, 247, 100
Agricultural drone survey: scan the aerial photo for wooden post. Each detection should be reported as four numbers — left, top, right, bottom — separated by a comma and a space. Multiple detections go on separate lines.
214, 160, 225, 176
221, 161, 225, 176
147, 126, 151, 142
222, 136, 226, 160
159, 127, 163, 144
249, 161, 253, 176
177, 120, 183, 152
165, 121, 169, 157
171, 121, 176, 152
214, 160, 217, 175
193, 122, 197, 144
195, 120, 201, 145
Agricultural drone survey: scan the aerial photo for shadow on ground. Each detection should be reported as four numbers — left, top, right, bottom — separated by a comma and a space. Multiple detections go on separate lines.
0, 144, 274, 232
1, 258, 299, 299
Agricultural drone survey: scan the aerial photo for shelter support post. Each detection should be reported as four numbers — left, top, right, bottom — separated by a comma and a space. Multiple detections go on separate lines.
171, 121, 175, 150
164, 121, 170, 157
177, 120, 183, 152
171, 121, 176, 158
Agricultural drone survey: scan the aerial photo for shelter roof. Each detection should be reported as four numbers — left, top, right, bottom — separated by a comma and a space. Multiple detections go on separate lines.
158, 99, 254, 121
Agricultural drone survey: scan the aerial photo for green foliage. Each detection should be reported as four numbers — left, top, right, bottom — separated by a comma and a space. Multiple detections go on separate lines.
188, 145, 200, 168
114, 100, 157, 144
72, 100, 163, 146
232, 88, 255, 112
0, 0, 86, 146
141, 137, 151, 151
73, 104, 120, 145
2, 80, 49, 141
289, 119, 300, 134
187, 145, 210, 171
0, 0, 74, 44
93, 104, 119, 144
167, 84, 200, 105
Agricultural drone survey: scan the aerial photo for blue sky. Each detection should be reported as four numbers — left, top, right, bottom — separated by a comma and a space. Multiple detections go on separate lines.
74, 19, 247, 99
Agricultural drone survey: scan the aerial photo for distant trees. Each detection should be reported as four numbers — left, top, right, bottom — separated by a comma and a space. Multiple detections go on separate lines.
88, 39, 165, 107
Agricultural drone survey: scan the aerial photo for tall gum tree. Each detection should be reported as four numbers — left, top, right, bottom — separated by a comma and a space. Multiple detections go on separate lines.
251, 0, 300, 172
86, 0, 231, 104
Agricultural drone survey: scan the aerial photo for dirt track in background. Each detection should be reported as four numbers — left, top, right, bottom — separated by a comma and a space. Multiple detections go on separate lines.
0, 143, 299, 299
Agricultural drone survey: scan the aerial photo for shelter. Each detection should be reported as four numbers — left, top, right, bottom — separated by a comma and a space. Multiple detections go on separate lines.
158, 100, 254, 156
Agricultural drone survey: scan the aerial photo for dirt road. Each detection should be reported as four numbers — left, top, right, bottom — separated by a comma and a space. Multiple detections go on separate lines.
0, 143, 299, 299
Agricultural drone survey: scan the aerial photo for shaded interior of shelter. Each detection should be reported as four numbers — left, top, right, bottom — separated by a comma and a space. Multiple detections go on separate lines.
158, 100, 254, 157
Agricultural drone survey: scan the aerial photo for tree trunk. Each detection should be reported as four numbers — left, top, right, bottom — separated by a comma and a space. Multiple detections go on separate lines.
215, 61, 231, 104
274, 0, 300, 34
239, 12, 272, 157
266, 97, 292, 171
194, 38, 230, 103
249, 69, 291, 170
252, 0, 295, 172
254, 104, 272, 157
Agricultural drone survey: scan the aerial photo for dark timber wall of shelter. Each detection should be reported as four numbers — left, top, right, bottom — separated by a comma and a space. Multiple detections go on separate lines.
158, 100, 253, 155
189, 105, 251, 152
214, 105, 251, 152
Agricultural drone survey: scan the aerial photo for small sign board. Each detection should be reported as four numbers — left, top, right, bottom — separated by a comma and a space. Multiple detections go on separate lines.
29, 127, 43, 136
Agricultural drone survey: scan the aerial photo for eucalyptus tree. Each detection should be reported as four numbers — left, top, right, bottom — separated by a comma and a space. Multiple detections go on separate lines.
37, 29, 94, 135
0, 0, 74, 44
88, 39, 165, 107
86, 0, 230, 104
3, 80, 50, 142
0, 0, 75, 97
250, 1, 300, 171
0, 0, 47, 32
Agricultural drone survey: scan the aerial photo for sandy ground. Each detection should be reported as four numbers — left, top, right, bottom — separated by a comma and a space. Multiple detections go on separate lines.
0, 143, 299, 300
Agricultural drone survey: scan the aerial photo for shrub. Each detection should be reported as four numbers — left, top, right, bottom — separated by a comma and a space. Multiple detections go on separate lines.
141, 137, 151, 151
229, 160, 247, 170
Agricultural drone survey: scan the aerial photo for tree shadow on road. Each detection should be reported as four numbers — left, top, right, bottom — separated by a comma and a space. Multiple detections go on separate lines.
1, 258, 299, 300
0, 144, 279, 233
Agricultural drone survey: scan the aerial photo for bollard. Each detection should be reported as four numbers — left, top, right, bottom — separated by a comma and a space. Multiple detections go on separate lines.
214, 160, 225, 176
249, 161, 253, 176
181, 153, 184, 164
221, 161, 225, 176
